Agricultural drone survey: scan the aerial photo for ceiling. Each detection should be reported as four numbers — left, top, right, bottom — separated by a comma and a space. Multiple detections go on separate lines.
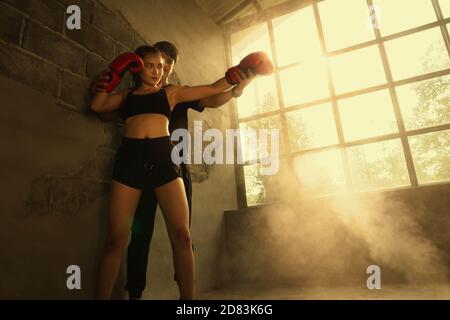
195, 0, 293, 25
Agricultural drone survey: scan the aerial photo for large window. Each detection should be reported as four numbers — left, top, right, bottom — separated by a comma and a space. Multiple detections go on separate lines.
229, 0, 450, 206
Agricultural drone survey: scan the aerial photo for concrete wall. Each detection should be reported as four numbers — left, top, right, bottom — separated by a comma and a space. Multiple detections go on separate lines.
0, 0, 237, 299
223, 183, 450, 288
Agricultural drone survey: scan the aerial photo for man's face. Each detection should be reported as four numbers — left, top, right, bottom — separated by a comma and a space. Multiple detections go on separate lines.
161, 52, 175, 79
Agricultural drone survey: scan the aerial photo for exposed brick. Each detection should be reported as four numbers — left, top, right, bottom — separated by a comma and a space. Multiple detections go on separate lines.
66, 21, 115, 60
50, 177, 109, 216
86, 53, 108, 78
55, 0, 94, 23
60, 71, 91, 110
77, 146, 115, 180
115, 41, 131, 57
26, 177, 52, 216
190, 164, 210, 183
22, 20, 86, 76
103, 123, 123, 149
1, 0, 64, 33
92, 2, 134, 48
133, 32, 147, 49
0, 2, 23, 45
169, 71, 181, 86
27, 175, 109, 216
0, 42, 59, 96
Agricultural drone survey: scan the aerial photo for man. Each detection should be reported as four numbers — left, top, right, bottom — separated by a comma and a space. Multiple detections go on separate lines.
90, 41, 254, 299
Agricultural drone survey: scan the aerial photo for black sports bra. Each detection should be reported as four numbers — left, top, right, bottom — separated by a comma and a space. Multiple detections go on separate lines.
120, 88, 171, 121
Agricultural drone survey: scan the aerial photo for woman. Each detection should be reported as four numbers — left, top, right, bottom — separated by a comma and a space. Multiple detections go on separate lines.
90, 45, 233, 299
90, 42, 256, 300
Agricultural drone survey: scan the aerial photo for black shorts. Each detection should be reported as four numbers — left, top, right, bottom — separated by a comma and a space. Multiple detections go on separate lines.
112, 136, 182, 190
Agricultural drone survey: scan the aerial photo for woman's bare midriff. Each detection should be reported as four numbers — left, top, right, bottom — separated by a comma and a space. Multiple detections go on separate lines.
123, 114, 170, 139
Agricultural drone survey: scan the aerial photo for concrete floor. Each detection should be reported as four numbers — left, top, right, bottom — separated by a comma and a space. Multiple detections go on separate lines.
199, 284, 450, 300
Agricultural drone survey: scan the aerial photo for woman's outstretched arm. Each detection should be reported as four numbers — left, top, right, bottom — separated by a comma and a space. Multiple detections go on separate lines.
169, 77, 232, 106
199, 70, 255, 108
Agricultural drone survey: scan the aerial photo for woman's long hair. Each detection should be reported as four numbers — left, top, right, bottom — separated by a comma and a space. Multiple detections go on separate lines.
131, 45, 161, 90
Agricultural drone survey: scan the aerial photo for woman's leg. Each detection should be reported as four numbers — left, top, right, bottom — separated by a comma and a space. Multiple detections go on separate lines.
154, 177, 194, 300
180, 164, 193, 225
173, 164, 193, 284
95, 181, 141, 299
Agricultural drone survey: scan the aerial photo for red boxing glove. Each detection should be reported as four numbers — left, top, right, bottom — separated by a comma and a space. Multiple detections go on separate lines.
105, 52, 144, 93
225, 51, 274, 85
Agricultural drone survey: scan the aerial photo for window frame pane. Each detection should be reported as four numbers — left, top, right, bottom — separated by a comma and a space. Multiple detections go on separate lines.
227, 2, 450, 207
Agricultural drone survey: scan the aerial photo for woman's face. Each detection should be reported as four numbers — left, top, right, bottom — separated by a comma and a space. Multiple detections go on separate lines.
139, 53, 164, 86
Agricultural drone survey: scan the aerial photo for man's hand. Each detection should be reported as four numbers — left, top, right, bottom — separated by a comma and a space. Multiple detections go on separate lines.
233, 69, 256, 97
89, 70, 111, 95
